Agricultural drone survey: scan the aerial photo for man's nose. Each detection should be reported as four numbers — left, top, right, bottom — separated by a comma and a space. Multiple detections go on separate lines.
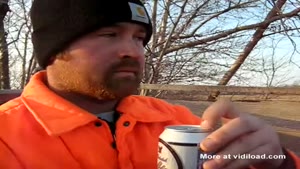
117, 39, 144, 59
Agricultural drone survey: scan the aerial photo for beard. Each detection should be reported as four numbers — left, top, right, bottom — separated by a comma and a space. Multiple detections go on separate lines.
54, 57, 143, 100
103, 58, 142, 98
91, 65, 142, 99
102, 74, 141, 98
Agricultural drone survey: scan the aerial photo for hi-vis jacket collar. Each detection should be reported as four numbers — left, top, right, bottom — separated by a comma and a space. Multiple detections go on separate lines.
21, 71, 172, 136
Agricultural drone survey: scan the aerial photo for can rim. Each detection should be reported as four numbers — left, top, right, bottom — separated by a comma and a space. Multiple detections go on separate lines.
165, 125, 212, 133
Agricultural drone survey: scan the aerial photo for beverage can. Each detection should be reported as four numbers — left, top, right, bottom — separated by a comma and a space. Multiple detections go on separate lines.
157, 125, 212, 169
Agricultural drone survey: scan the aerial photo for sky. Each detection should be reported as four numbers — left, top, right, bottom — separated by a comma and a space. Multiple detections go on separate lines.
210, 1, 300, 86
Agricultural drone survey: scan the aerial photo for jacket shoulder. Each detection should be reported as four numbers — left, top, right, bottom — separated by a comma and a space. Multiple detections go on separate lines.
0, 97, 31, 168
0, 97, 25, 133
0, 97, 23, 115
130, 95, 201, 124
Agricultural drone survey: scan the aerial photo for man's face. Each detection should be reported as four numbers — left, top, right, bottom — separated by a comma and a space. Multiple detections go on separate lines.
48, 22, 146, 100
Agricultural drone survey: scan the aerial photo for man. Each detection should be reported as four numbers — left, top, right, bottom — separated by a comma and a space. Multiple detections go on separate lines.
0, 0, 299, 169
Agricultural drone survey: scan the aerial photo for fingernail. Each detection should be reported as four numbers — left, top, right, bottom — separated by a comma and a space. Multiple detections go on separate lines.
201, 138, 215, 151
203, 160, 219, 169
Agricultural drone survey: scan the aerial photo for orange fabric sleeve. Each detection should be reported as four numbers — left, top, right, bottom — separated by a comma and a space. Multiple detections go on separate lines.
288, 150, 300, 169
0, 139, 23, 169
172, 104, 202, 124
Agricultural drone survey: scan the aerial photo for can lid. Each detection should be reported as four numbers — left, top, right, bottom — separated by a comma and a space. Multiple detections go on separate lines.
165, 125, 212, 133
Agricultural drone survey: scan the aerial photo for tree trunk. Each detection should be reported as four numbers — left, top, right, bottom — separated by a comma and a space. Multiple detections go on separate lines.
25, 52, 38, 85
0, 1, 10, 89
208, 0, 288, 101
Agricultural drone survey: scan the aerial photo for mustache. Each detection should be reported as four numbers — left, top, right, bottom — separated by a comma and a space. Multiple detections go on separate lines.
109, 58, 141, 71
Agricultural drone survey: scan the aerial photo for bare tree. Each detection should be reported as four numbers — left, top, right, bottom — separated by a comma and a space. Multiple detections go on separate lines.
141, 0, 300, 97
1, 0, 299, 93
0, 0, 10, 89
5, 0, 35, 89
208, 0, 300, 100
261, 55, 292, 87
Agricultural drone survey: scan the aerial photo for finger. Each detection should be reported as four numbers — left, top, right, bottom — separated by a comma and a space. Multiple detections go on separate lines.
203, 125, 269, 168
200, 114, 264, 152
222, 143, 271, 169
201, 99, 241, 129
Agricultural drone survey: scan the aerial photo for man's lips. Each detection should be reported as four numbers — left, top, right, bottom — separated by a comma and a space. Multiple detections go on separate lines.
113, 67, 139, 76
113, 67, 139, 73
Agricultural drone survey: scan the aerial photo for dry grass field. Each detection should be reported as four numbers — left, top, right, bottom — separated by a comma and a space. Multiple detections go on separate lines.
167, 99, 300, 156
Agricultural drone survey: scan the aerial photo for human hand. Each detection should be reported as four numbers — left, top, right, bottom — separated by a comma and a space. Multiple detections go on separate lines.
199, 99, 284, 169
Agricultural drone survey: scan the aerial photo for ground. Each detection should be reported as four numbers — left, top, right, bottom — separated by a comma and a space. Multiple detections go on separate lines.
167, 100, 300, 156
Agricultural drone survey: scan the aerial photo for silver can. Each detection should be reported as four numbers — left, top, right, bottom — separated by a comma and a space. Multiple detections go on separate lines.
157, 125, 211, 169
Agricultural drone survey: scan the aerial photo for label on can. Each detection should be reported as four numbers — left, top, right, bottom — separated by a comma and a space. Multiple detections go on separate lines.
197, 149, 206, 169
158, 138, 183, 169
158, 139, 208, 169
157, 125, 212, 169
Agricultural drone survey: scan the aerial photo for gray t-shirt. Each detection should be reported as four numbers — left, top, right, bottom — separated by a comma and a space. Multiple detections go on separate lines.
95, 111, 114, 123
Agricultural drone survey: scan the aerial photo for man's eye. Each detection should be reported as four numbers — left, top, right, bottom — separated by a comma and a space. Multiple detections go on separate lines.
135, 35, 146, 42
97, 33, 117, 37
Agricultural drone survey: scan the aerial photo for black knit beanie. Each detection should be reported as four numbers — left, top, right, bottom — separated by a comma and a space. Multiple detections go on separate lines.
30, 0, 153, 68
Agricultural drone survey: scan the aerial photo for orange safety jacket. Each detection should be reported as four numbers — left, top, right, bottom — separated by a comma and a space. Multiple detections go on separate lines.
0, 71, 299, 169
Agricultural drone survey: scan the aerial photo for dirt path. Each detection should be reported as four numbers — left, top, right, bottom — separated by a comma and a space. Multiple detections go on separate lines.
167, 100, 300, 156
